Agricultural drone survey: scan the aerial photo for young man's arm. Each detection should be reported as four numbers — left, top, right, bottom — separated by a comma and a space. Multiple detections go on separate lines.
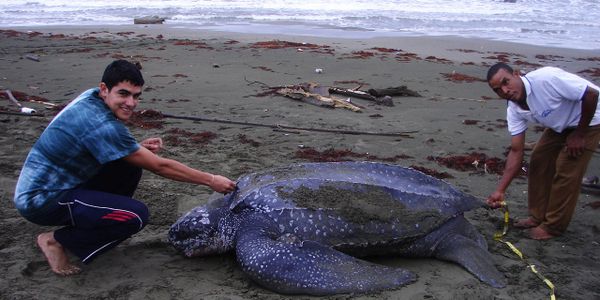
566, 86, 600, 157
486, 132, 526, 208
123, 147, 236, 193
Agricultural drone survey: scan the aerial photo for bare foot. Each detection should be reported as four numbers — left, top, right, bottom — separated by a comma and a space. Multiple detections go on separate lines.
513, 217, 539, 229
527, 226, 556, 240
37, 232, 81, 276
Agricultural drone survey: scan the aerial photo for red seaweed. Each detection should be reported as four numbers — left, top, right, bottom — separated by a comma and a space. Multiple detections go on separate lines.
427, 152, 506, 175
296, 147, 410, 162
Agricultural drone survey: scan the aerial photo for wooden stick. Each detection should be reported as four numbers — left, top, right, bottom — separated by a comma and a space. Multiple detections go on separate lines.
0, 109, 415, 137
5, 90, 22, 108
24, 54, 40, 62
0, 111, 43, 116
329, 86, 376, 101
161, 113, 415, 137
3, 89, 58, 108
27, 99, 58, 107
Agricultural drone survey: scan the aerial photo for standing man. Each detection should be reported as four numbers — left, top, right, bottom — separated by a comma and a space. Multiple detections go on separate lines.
14, 60, 236, 275
485, 62, 600, 240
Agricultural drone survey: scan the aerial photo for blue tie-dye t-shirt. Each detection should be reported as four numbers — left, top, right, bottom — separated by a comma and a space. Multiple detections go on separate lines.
14, 88, 140, 217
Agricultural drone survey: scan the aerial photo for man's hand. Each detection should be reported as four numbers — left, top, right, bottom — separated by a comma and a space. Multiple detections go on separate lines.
209, 175, 236, 194
486, 191, 505, 209
141, 137, 163, 154
565, 130, 586, 158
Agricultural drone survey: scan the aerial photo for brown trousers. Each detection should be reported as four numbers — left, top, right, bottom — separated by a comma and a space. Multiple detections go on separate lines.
527, 125, 600, 235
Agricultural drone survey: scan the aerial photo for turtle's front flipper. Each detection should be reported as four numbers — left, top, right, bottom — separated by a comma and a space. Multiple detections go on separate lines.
235, 214, 416, 295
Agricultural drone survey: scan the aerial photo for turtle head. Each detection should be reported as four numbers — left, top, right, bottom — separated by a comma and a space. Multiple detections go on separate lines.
168, 196, 238, 257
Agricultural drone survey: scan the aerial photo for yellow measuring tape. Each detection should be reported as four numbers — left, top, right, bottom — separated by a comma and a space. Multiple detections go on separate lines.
493, 201, 556, 300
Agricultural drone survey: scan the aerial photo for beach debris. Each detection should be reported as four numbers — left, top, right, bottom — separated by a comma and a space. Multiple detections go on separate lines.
249, 40, 335, 55
579, 68, 600, 78
20, 107, 36, 114
344, 50, 376, 59
428, 152, 507, 175
584, 201, 600, 209
127, 109, 165, 129
2, 89, 38, 114
329, 86, 373, 99
328, 85, 421, 107
252, 66, 273, 72
328, 86, 382, 105
582, 175, 599, 185
441, 72, 485, 82
276, 83, 362, 112
296, 147, 411, 162
1, 89, 59, 110
580, 175, 600, 197
424, 56, 453, 64
238, 134, 260, 147
315, 68, 323, 73
134, 16, 165, 24
4, 90, 23, 108
162, 128, 217, 147
160, 111, 415, 137
248, 78, 418, 109
463, 119, 479, 125
329, 85, 421, 106
23, 54, 40, 62
172, 40, 214, 49
368, 86, 422, 98
371, 47, 402, 53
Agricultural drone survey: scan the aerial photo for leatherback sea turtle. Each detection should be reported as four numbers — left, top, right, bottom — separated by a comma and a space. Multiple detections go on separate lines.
168, 161, 505, 295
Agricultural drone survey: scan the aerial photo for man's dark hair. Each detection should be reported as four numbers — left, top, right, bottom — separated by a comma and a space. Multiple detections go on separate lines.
101, 60, 144, 90
487, 62, 513, 82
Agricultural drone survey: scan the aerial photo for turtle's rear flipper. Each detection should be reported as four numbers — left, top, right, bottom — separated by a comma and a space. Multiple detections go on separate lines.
235, 214, 416, 295
434, 234, 507, 288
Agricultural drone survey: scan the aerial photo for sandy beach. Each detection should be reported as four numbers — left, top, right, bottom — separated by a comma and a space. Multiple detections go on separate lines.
1, 25, 599, 300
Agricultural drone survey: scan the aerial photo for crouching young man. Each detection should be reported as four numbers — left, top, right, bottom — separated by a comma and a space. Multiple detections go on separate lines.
14, 60, 236, 275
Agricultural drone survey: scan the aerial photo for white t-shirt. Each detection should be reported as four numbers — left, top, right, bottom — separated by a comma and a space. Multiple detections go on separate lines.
506, 67, 600, 136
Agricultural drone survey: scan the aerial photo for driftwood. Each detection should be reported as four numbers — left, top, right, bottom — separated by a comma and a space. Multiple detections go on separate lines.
329, 85, 420, 107
0, 111, 42, 116
247, 78, 417, 110
368, 86, 421, 98
3, 90, 37, 114
276, 83, 362, 112
24, 54, 40, 62
329, 86, 394, 106
329, 86, 375, 101
2, 89, 57, 108
4, 90, 22, 108
134, 16, 165, 24
276, 87, 334, 108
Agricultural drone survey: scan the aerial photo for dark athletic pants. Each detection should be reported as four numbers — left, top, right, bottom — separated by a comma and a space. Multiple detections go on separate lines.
38, 160, 149, 263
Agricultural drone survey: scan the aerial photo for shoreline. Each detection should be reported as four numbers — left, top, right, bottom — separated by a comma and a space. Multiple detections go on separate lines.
3, 21, 600, 52
1, 25, 599, 299
4, 23, 600, 52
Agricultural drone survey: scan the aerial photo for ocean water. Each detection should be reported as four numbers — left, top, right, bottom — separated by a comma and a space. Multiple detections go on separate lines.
0, 0, 599, 50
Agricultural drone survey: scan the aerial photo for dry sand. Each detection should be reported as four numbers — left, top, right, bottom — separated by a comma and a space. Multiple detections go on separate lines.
0, 25, 599, 300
